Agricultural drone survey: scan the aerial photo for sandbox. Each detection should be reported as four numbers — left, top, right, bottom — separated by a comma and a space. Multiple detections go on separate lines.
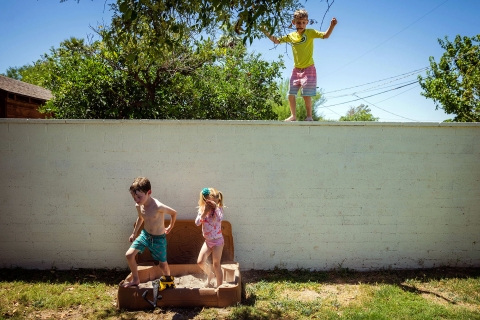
117, 220, 241, 310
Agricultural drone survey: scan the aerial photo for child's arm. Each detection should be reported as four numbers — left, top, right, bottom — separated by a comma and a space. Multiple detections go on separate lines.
195, 201, 216, 225
215, 207, 224, 221
323, 17, 337, 39
195, 210, 204, 226
163, 205, 177, 234
261, 27, 280, 44
129, 206, 144, 242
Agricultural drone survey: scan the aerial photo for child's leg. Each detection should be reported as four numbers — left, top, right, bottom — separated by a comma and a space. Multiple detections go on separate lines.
287, 68, 302, 121
158, 261, 175, 290
211, 244, 224, 287
301, 65, 317, 121
197, 242, 214, 284
303, 96, 313, 121
123, 248, 140, 287
285, 94, 297, 121
158, 261, 170, 276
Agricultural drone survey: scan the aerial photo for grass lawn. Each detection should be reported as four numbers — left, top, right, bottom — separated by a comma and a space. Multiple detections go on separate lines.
1, 267, 479, 319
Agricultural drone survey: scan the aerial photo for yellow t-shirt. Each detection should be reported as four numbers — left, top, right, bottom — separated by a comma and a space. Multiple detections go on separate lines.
279, 29, 325, 69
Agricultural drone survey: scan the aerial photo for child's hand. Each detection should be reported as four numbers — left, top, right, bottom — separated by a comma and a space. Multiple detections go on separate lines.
129, 233, 135, 242
331, 17, 338, 26
205, 200, 216, 214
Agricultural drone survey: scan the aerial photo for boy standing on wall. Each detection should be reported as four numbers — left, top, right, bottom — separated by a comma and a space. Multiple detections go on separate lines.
263, 9, 337, 121
122, 177, 177, 288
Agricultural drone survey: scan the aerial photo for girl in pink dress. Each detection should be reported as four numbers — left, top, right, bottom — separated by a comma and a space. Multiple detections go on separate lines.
195, 187, 224, 288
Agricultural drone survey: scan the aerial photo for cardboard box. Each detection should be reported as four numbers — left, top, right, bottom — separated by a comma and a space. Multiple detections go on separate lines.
117, 220, 241, 309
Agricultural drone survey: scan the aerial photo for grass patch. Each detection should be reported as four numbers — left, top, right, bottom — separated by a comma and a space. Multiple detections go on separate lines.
1, 267, 479, 319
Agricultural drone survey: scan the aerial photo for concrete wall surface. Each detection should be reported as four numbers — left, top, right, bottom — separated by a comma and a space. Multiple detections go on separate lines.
0, 119, 479, 271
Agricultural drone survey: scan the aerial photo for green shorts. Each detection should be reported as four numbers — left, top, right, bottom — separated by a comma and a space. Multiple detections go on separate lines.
130, 229, 167, 262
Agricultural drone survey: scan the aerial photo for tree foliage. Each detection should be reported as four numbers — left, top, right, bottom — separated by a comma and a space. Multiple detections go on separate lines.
31, 1, 285, 119
339, 104, 379, 121
63, 0, 302, 46
3, 66, 28, 80
418, 35, 480, 122
180, 36, 283, 119
11, 34, 283, 119
2, 63, 49, 86
35, 38, 145, 118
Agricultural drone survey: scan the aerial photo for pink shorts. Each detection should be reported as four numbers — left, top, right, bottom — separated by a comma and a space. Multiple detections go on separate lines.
205, 237, 224, 249
289, 65, 317, 96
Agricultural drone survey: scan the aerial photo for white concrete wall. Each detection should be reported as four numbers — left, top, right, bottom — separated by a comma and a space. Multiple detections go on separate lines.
0, 119, 479, 271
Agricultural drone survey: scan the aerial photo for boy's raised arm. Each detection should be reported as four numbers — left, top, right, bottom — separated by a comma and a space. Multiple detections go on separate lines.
323, 17, 337, 39
261, 27, 280, 44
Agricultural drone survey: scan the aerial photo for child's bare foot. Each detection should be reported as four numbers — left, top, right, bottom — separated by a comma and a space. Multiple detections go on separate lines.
122, 279, 140, 287
284, 115, 296, 122
305, 117, 313, 121
205, 272, 215, 287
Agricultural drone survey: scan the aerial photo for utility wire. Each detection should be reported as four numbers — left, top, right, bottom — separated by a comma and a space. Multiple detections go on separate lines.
326, 80, 418, 99
371, 84, 420, 105
321, 46, 478, 101
321, 85, 421, 120
322, 67, 428, 94
353, 94, 419, 122
323, 106, 342, 117
319, 81, 418, 108
318, 0, 450, 79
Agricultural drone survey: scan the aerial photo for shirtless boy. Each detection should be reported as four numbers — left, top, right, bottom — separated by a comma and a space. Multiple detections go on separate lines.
122, 177, 177, 288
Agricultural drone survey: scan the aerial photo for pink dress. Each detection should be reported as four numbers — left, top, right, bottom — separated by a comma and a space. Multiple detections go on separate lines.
195, 207, 224, 247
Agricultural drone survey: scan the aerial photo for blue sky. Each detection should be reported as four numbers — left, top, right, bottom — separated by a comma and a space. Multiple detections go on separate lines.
1, 0, 478, 122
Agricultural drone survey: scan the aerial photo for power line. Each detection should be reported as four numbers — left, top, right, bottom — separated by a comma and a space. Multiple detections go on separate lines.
319, 81, 418, 108
371, 84, 420, 105
320, 85, 422, 120
326, 80, 419, 99
323, 106, 342, 117
353, 94, 419, 122
322, 67, 428, 94
319, 45, 478, 106
318, 0, 450, 79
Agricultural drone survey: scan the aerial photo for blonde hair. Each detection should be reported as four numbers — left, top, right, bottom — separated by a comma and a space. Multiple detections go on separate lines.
198, 187, 224, 209
293, 9, 309, 21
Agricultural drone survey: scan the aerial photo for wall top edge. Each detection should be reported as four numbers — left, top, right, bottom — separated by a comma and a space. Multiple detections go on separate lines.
0, 119, 479, 127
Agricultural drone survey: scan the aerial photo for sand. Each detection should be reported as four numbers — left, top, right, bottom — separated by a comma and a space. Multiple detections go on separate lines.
138, 274, 236, 290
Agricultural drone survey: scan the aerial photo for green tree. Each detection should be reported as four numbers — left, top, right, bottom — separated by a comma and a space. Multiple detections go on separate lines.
2, 63, 49, 86
36, 37, 145, 119
339, 104, 379, 121
8, 34, 283, 119
95, 3, 218, 112
272, 78, 326, 121
64, 0, 303, 46
179, 35, 283, 119
418, 35, 480, 122
91, 2, 285, 119
3, 65, 28, 80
